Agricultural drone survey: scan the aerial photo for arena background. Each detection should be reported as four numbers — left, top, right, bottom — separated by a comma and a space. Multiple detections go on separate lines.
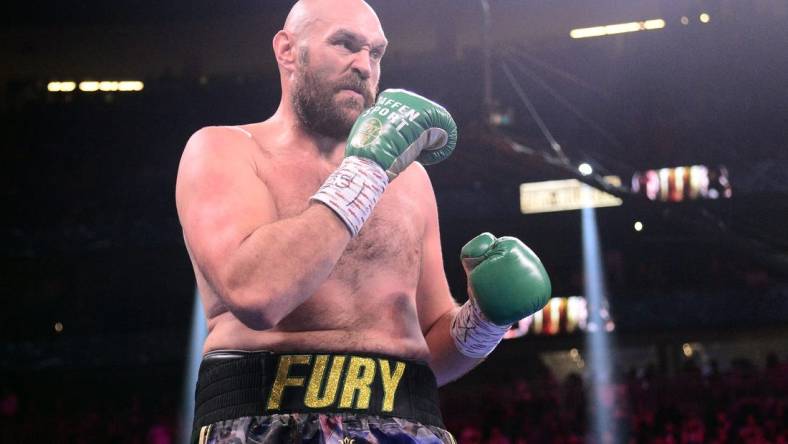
3, 1, 788, 442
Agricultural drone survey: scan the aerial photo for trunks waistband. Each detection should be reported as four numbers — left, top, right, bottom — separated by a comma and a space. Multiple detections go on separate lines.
192, 350, 445, 432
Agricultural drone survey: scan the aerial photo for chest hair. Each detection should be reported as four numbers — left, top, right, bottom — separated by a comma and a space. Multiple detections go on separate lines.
267, 173, 423, 291
331, 195, 422, 291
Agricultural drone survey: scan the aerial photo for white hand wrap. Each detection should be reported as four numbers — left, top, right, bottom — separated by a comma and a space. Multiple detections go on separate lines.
310, 156, 389, 237
451, 299, 510, 358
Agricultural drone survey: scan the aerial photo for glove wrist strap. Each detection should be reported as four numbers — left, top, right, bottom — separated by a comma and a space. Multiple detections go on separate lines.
310, 156, 389, 237
451, 298, 509, 358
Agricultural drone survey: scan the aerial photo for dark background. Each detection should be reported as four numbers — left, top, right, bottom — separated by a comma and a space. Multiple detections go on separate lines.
2, 1, 787, 442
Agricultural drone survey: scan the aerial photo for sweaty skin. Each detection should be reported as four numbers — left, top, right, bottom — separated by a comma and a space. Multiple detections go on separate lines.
175, 0, 479, 386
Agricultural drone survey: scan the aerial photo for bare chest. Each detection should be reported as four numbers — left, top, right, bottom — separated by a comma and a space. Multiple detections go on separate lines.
264, 161, 425, 289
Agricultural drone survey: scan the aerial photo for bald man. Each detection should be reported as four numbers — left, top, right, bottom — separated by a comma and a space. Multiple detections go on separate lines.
176, 1, 551, 443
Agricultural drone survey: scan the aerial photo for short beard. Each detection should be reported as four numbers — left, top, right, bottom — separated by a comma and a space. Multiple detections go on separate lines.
291, 48, 376, 140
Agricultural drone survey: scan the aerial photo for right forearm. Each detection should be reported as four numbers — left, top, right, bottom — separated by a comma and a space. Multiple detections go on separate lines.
220, 203, 350, 328
218, 154, 389, 329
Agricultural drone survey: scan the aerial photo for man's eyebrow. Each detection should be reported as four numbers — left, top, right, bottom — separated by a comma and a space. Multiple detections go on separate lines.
328, 28, 388, 50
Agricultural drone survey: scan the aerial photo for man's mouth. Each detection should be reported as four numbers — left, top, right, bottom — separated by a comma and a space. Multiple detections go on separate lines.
338, 89, 369, 107
340, 88, 363, 98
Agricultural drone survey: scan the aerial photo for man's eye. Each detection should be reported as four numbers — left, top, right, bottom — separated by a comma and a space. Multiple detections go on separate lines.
336, 40, 354, 51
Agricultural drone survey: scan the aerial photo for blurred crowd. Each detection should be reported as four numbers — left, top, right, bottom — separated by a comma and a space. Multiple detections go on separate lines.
442, 353, 788, 444
1, 370, 178, 444
0, 393, 175, 443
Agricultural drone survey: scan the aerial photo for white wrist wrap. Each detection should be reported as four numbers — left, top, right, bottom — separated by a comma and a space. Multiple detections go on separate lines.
310, 156, 389, 237
451, 299, 510, 358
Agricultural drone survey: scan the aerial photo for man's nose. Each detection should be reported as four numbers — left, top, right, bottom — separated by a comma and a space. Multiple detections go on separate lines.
349, 49, 372, 80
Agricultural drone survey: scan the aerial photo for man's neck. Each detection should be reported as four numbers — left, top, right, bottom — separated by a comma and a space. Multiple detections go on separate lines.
268, 109, 346, 164
301, 125, 346, 158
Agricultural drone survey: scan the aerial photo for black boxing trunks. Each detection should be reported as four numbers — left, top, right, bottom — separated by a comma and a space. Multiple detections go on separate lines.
192, 351, 454, 444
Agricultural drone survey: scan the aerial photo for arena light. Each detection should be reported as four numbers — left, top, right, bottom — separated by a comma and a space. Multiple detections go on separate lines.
79, 81, 100, 92
520, 176, 622, 214
503, 295, 619, 339
47, 80, 145, 93
632, 164, 731, 202
699, 13, 710, 23
118, 81, 144, 91
643, 19, 666, 30
570, 18, 665, 39
581, 186, 620, 443
570, 26, 607, 39
603, 22, 641, 35
47, 81, 76, 92
180, 289, 208, 444
99, 81, 119, 91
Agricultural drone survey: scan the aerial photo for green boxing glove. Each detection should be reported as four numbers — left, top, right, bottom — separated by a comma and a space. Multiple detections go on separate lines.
451, 233, 552, 358
312, 89, 457, 236
346, 88, 457, 176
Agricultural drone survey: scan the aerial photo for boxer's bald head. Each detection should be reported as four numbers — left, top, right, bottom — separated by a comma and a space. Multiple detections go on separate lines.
283, 0, 383, 41
273, 0, 387, 140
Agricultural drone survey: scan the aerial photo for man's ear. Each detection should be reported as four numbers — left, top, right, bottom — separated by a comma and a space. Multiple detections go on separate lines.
273, 30, 297, 72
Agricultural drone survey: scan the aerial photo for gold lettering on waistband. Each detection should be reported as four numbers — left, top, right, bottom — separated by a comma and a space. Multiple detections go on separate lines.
378, 359, 406, 412
338, 356, 376, 409
305, 355, 346, 408
267, 354, 311, 410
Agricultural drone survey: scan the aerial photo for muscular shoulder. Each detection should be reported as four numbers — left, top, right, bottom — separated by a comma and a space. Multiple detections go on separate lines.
176, 126, 269, 210
396, 161, 430, 189
394, 162, 439, 231
398, 162, 437, 204
180, 126, 260, 167
175, 124, 279, 254
178, 126, 263, 183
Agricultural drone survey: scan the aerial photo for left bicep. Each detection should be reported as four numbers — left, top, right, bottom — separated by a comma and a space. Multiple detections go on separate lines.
412, 166, 457, 335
